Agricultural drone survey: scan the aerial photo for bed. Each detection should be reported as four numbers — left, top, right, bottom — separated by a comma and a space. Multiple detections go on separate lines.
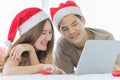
0, 73, 120, 80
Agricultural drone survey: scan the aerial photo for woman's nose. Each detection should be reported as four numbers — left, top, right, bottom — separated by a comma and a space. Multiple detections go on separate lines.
45, 33, 52, 41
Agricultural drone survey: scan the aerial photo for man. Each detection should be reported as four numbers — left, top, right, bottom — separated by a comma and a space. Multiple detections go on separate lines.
50, 1, 119, 73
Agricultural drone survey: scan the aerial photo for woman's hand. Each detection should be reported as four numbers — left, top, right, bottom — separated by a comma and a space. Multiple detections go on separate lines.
42, 64, 65, 74
9, 44, 34, 60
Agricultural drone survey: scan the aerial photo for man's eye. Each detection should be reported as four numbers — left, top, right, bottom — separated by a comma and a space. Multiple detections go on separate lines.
62, 28, 68, 31
72, 23, 77, 26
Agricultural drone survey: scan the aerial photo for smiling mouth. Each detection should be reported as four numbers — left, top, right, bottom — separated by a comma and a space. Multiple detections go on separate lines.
70, 33, 79, 39
41, 42, 48, 45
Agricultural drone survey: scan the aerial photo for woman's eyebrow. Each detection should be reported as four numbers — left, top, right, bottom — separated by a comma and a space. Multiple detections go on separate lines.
42, 29, 52, 32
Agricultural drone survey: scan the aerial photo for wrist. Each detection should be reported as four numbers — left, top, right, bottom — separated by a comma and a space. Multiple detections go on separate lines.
24, 44, 34, 52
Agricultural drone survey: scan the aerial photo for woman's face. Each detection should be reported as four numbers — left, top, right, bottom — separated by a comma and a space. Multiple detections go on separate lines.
33, 20, 53, 51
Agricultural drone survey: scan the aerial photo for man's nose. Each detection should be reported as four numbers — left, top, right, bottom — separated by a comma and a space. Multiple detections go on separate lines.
69, 27, 75, 35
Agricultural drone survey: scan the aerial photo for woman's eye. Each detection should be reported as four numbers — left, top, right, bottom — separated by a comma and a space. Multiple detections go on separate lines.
42, 32, 46, 34
49, 31, 52, 34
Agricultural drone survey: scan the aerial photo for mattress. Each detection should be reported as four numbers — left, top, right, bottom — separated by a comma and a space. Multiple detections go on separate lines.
0, 73, 120, 80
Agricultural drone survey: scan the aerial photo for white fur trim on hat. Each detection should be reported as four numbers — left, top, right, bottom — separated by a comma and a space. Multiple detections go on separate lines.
53, 6, 83, 29
5, 40, 12, 47
18, 11, 48, 35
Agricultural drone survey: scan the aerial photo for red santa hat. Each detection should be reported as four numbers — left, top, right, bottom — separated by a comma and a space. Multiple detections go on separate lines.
5, 7, 49, 47
50, 0, 83, 29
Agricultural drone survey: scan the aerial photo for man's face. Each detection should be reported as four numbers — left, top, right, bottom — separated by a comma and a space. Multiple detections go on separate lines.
59, 14, 86, 45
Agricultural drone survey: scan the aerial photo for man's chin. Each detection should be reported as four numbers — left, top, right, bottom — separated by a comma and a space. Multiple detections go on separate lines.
70, 41, 78, 45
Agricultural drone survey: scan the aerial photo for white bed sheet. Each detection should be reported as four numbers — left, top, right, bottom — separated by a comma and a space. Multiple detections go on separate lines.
0, 73, 120, 80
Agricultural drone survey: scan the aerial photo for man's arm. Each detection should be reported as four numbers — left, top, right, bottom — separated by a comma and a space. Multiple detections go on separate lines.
106, 33, 114, 40
54, 46, 74, 74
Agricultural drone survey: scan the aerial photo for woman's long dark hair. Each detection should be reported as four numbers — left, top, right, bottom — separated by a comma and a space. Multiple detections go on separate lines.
1, 18, 54, 70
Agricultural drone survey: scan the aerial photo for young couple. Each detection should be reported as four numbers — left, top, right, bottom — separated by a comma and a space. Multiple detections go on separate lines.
0, 0, 119, 75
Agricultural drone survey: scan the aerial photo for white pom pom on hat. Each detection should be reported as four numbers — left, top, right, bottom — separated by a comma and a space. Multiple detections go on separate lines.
50, 0, 83, 29
5, 7, 49, 47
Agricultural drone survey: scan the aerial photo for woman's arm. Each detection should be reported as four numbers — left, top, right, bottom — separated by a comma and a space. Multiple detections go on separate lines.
3, 57, 44, 75
9, 44, 40, 65
25, 44, 40, 65
2, 57, 65, 75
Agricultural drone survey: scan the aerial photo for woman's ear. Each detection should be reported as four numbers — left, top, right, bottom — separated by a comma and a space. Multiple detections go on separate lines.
81, 16, 86, 25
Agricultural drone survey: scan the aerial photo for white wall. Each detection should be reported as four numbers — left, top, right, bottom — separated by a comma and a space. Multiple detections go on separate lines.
0, 0, 42, 48
77, 0, 120, 40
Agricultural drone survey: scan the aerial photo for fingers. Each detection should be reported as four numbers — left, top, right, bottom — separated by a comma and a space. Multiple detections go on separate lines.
9, 44, 34, 60
46, 65, 65, 74
14, 49, 22, 60
9, 45, 24, 60
42, 64, 65, 74
9, 47, 21, 60
59, 69, 66, 74
45, 65, 55, 72
53, 68, 65, 74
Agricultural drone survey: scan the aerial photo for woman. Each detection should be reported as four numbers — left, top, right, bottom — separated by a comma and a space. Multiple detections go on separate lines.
0, 7, 64, 75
